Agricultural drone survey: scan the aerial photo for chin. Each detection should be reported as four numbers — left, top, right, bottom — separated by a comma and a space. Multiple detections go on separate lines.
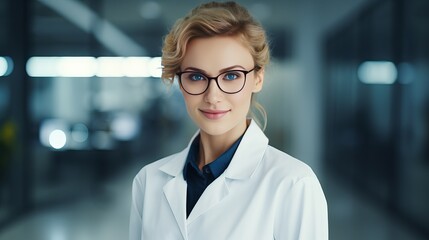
196, 122, 232, 136
194, 117, 247, 138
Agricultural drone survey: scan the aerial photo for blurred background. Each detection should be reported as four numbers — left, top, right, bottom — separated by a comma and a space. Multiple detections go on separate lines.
0, 0, 428, 239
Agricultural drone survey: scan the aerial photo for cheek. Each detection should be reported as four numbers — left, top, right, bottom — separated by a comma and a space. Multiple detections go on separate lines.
242, 82, 257, 100
181, 92, 199, 110
230, 90, 253, 110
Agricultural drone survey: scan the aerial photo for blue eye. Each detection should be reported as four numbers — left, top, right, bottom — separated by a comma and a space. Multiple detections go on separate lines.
187, 73, 206, 81
223, 72, 240, 81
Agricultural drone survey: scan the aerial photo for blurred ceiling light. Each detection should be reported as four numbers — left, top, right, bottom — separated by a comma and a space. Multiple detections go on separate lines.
58, 57, 97, 77
123, 57, 152, 77
0, 56, 13, 77
140, 1, 161, 19
96, 57, 125, 77
38, 0, 146, 55
149, 57, 162, 78
358, 61, 397, 84
26, 56, 161, 78
27, 56, 97, 77
0, 57, 7, 76
49, 129, 67, 149
27, 57, 59, 77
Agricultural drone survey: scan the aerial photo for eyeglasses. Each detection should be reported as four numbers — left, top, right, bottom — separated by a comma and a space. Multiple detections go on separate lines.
176, 68, 256, 95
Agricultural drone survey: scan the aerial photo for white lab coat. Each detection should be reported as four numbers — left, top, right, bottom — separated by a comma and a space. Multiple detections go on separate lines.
129, 120, 328, 240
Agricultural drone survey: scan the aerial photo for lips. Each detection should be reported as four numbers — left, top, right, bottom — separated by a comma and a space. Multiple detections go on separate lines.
199, 109, 230, 120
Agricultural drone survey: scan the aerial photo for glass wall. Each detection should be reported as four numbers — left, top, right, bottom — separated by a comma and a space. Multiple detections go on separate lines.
398, 0, 429, 233
0, 0, 13, 225
0, 0, 32, 226
323, 0, 429, 236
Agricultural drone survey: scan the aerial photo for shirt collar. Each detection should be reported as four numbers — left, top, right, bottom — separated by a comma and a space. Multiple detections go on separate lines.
159, 120, 269, 180
183, 134, 243, 181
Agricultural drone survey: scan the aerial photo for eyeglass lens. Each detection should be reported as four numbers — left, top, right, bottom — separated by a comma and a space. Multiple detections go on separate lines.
180, 70, 250, 95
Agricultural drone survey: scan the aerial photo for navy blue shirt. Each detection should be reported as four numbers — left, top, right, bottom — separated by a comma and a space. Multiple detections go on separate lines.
183, 135, 242, 217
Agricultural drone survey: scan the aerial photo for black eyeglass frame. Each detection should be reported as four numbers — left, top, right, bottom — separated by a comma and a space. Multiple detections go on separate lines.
176, 67, 256, 95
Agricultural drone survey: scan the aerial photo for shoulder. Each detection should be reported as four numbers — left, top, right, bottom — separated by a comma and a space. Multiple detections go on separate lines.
262, 146, 327, 206
266, 147, 328, 239
261, 145, 318, 182
132, 152, 181, 184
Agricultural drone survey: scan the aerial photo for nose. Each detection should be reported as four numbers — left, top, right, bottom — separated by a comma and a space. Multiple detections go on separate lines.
204, 78, 222, 104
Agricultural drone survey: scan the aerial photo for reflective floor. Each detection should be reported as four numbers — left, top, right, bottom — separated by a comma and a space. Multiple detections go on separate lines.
0, 162, 137, 240
0, 158, 426, 240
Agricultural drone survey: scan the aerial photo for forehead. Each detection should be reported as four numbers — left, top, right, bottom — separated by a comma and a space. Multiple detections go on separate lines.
181, 36, 254, 73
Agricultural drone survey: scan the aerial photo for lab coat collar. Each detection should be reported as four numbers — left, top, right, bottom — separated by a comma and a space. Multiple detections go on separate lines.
224, 120, 269, 180
159, 119, 269, 179
159, 131, 199, 177
159, 120, 268, 237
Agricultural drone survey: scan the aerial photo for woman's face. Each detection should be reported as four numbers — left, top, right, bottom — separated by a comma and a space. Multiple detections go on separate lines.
180, 35, 264, 137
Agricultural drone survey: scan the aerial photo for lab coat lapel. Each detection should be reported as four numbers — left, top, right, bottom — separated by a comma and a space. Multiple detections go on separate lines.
160, 144, 193, 240
187, 175, 229, 224
163, 175, 187, 239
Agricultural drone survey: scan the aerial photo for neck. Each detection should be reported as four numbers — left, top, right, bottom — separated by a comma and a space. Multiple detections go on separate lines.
197, 120, 248, 169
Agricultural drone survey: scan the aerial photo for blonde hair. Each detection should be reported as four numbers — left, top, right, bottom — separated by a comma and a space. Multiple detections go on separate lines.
161, 1, 270, 129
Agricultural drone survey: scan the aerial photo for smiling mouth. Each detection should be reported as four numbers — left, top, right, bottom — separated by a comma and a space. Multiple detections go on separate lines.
199, 109, 230, 120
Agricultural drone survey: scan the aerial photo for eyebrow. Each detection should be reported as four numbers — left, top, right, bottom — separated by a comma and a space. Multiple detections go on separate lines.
182, 65, 246, 74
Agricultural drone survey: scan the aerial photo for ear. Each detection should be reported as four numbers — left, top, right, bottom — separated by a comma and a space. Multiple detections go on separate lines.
252, 68, 265, 93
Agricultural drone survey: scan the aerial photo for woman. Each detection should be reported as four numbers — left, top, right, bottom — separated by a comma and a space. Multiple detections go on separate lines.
129, 2, 328, 239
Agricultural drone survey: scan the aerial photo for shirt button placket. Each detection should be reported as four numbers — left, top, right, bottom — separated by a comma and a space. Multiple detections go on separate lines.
203, 166, 210, 175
